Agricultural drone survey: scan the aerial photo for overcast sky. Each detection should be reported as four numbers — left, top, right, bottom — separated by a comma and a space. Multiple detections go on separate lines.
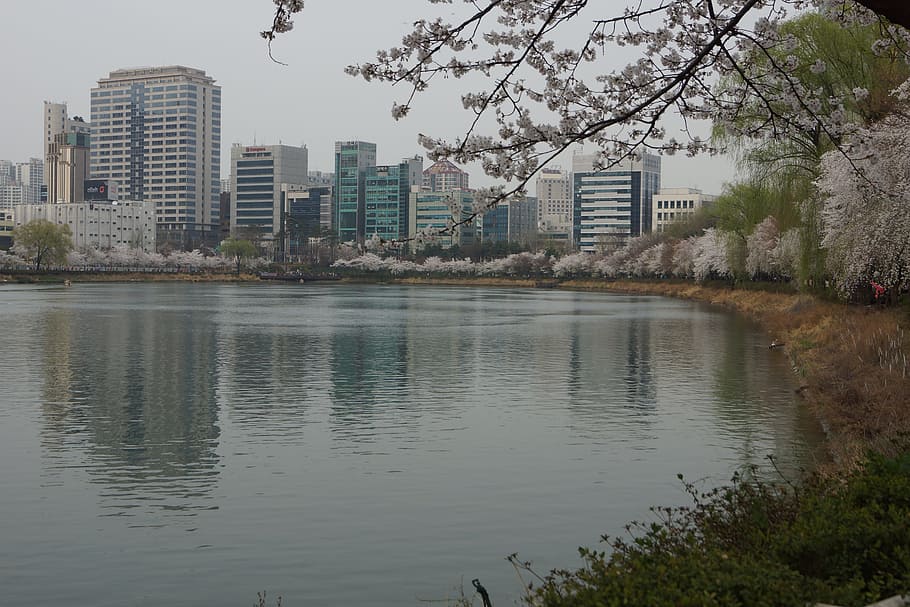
0, 0, 736, 195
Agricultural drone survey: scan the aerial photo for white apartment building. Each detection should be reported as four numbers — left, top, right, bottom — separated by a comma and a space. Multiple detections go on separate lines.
651, 187, 716, 233
14, 201, 157, 253
0, 185, 27, 209
90, 66, 221, 240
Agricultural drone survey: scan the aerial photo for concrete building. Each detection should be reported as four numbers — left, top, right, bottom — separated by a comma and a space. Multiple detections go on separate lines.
536, 167, 572, 234
46, 131, 91, 203
0, 185, 27, 209
422, 159, 469, 192
44, 102, 90, 190
90, 66, 221, 248
0, 161, 15, 186
229, 144, 308, 238
651, 187, 716, 233
334, 141, 376, 244
408, 188, 476, 250
13, 200, 157, 253
572, 152, 660, 253
364, 156, 423, 242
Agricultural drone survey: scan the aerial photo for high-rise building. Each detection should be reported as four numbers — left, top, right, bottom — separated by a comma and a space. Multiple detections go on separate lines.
334, 140, 376, 244
281, 184, 332, 258
422, 159, 469, 192
0, 161, 15, 186
229, 144, 308, 237
535, 167, 572, 232
90, 66, 221, 247
0, 184, 27, 209
44, 101, 91, 191
572, 152, 660, 253
16, 158, 44, 204
46, 131, 91, 203
651, 187, 716, 233
364, 156, 423, 242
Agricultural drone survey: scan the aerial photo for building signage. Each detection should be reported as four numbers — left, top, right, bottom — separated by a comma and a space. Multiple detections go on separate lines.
84, 179, 115, 201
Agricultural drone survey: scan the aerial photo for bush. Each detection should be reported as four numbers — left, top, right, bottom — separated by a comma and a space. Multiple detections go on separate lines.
525, 454, 910, 607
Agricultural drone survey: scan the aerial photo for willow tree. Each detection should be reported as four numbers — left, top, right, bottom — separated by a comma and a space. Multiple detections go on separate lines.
12, 220, 72, 272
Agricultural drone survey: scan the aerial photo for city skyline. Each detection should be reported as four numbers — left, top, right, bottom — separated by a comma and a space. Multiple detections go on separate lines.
0, 1, 735, 197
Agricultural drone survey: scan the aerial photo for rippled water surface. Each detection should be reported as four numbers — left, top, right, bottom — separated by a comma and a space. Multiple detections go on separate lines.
0, 283, 823, 606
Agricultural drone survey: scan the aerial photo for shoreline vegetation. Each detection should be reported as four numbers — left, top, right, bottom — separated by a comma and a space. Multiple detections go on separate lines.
4, 270, 908, 606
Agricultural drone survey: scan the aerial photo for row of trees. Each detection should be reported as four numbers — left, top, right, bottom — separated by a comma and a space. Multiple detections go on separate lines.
1, 222, 268, 275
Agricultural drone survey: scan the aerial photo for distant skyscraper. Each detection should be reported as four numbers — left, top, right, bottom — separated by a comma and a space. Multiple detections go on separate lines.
16, 158, 44, 204
364, 156, 423, 242
0, 160, 16, 186
90, 66, 221, 245
230, 144, 308, 237
44, 102, 91, 193
334, 141, 376, 243
536, 168, 571, 230
572, 152, 660, 252
422, 159, 469, 192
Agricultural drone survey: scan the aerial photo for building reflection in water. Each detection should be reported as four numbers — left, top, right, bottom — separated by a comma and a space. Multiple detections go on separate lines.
39, 296, 221, 519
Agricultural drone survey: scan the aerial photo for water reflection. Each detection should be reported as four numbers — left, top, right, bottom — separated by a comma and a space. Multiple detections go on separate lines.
39, 295, 221, 518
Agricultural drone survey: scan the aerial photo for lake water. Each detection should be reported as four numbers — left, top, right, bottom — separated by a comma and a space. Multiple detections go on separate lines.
0, 282, 823, 606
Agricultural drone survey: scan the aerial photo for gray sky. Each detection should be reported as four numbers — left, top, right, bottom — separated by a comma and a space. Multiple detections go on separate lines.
0, 0, 735, 194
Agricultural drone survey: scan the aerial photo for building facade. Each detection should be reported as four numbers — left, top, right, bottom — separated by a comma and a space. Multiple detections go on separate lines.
479, 197, 538, 245
651, 187, 716, 233
46, 132, 91, 203
422, 159, 469, 192
408, 189, 475, 250
229, 144, 308, 237
16, 158, 44, 204
364, 156, 423, 242
535, 167, 572, 234
44, 101, 90, 191
90, 66, 221, 247
14, 200, 157, 253
334, 141, 377, 244
572, 152, 660, 253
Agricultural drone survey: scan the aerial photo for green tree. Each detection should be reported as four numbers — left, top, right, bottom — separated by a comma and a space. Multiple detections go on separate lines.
12, 220, 73, 271
220, 238, 257, 274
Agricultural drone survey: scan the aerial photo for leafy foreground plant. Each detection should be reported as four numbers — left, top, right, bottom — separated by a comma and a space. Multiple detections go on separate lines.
514, 454, 910, 607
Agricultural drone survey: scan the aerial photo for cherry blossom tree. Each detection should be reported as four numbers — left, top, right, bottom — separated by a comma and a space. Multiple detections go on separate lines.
264, 0, 909, 228
745, 215, 781, 278
818, 114, 910, 297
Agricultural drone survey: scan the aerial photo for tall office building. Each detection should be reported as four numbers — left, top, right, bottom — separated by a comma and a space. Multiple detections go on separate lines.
334, 141, 376, 244
46, 131, 91, 203
229, 144, 308, 237
90, 66, 221, 247
44, 101, 91, 189
572, 152, 660, 253
422, 159, 469, 192
364, 156, 423, 242
536, 168, 572, 230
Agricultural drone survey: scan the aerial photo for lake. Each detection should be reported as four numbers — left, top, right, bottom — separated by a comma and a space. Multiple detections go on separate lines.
0, 282, 823, 606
